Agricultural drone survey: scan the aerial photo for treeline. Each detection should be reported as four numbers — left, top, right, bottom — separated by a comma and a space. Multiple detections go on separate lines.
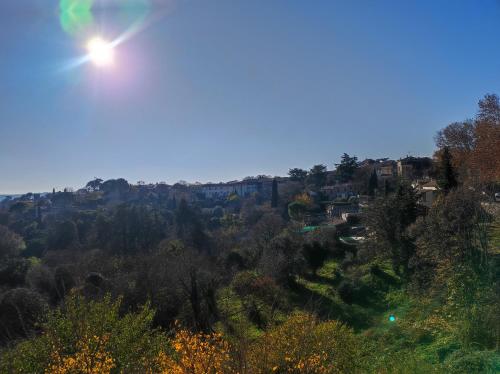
435, 93, 500, 186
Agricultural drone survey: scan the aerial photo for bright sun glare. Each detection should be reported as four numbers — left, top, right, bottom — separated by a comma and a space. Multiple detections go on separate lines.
86, 37, 114, 67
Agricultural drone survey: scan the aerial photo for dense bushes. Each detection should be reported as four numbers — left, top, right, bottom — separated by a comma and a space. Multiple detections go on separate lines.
0, 295, 165, 373
248, 313, 361, 373
0, 225, 25, 259
0, 288, 47, 344
444, 350, 500, 374
0, 257, 30, 287
0, 296, 363, 374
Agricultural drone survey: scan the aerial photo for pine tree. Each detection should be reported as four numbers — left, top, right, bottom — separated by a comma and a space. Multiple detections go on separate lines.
336, 153, 358, 183
271, 178, 279, 208
438, 147, 458, 194
307, 164, 327, 188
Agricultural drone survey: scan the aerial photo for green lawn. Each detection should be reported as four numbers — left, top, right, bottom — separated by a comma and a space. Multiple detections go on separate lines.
291, 259, 398, 330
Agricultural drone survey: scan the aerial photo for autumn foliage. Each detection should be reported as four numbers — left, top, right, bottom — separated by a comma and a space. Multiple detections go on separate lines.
155, 327, 233, 374
0, 295, 362, 374
247, 313, 360, 373
436, 94, 500, 185
46, 334, 115, 374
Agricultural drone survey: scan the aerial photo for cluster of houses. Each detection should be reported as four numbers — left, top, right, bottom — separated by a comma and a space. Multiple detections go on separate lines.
168, 177, 285, 202
192, 180, 266, 199
2, 156, 440, 224
321, 156, 436, 222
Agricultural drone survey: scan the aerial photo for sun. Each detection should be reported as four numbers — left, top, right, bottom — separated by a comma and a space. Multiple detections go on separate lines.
86, 37, 114, 67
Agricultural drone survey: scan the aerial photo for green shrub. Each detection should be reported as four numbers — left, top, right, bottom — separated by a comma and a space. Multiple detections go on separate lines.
444, 350, 500, 374
0, 295, 166, 373
0, 288, 47, 344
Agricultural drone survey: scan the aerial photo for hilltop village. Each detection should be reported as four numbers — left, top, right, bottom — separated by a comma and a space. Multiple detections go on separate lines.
2, 155, 437, 237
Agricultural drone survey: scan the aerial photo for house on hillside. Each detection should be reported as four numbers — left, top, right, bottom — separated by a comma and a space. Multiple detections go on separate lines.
321, 183, 360, 200
397, 157, 433, 180
415, 179, 438, 208
199, 180, 261, 199
376, 160, 397, 181
358, 158, 397, 187
325, 201, 360, 219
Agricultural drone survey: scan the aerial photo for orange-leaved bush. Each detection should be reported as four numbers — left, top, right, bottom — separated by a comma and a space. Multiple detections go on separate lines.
155, 325, 235, 374
45, 334, 115, 374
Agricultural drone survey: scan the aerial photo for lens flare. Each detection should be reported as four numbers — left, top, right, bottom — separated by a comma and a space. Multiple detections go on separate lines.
59, 0, 94, 35
87, 37, 114, 67
57, 0, 170, 72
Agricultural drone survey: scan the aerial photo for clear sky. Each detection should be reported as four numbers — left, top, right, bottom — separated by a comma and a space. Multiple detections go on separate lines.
1, 0, 500, 194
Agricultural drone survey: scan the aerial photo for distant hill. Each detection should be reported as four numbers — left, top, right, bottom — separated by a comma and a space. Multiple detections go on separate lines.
0, 195, 21, 202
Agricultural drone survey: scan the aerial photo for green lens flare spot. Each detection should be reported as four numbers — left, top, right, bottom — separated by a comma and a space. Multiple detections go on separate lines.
389, 314, 396, 322
59, 0, 94, 36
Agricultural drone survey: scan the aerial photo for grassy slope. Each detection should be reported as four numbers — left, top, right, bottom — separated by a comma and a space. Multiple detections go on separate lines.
291, 259, 399, 330
489, 216, 500, 254
217, 214, 500, 371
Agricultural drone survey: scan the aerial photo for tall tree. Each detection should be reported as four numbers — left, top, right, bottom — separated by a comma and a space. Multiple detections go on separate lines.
271, 178, 279, 208
307, 164, 327, 188
85, 178, 103, 192
288, 168, 308, 182
437, 147, 458, 194
365, 182, 418, 276
0, 225, 25, 259
368, 169, 378, 196
302, 241, 328, 276
477, 93, 500, 124
175, 199, 207, 251
48, 220, 78, 250
435, 121, 475, 153
336, 153, 358, 183
435, 121, 475, 181
101, 178, 130, 197
473, 94, 500, 183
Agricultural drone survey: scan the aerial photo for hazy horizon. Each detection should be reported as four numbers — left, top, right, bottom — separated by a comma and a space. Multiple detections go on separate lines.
2, 0, 500, 194
1, 151, 433, 195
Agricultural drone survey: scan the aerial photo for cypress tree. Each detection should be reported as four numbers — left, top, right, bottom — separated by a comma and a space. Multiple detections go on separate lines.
384, 179, 390, 196
438, 147, 457, 194
271, 178, 279, 208
368, 169, 378, 196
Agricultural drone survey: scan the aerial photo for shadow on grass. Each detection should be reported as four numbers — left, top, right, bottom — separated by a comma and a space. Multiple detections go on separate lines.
288, 281, 374, 330
304, 264, 344, 286
303, 273, 336, 285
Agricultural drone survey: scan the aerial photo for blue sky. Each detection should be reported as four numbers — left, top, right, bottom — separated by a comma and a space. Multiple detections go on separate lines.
1, 0, 499, 194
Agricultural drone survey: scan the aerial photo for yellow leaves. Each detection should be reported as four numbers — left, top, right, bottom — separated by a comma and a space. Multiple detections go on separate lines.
247, 313, 360, 374
40, 313, 359, 374
157, 327, 234, 374
294, 192, 313, 207
45, 334, 115, 374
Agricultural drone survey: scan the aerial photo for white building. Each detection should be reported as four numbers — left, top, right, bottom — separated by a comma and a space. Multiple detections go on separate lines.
200, 181, 261, 199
